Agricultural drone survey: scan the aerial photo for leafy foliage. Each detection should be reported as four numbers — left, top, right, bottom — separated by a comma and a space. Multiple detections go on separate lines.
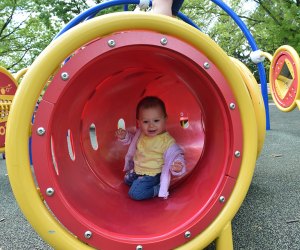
182, 0, 300, 81
0, 0, 88, 71
1, 0, 299, 78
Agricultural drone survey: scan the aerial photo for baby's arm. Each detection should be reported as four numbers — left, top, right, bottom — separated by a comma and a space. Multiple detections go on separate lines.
171, 161, 184, 173
170, 158, 186, 176
115, 128, 127, 140
169, 145, 186, 176
115, 128, 134, 145
159, 144, 186, 199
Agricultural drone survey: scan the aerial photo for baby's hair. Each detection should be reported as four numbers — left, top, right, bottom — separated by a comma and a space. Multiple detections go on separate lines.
136, 96, 167, 119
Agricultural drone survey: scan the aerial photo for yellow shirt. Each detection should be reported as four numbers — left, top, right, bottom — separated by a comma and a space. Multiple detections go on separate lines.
134, 132, 175, 176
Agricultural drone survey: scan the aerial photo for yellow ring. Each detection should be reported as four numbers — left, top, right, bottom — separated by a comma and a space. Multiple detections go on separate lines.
6, 13, 258, 249
270, 45, 300, 112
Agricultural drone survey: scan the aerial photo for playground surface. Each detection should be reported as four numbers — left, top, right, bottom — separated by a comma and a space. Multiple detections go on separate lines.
0, 104, 299, 250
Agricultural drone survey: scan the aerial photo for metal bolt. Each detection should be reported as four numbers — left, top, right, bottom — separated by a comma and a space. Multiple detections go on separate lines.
107, 39, 116, 47
229, 103, 236, 110
84, 231, 92, 239
203, 62, 210, 69
136, 245, 143, 250
46, 187, 55, 196
37, 127, 46, 136
185, 231, 191, 238
61, 72, 69, 81
235, 151, 241, 158
219, 196, 226, 203
160, 37, 168, 45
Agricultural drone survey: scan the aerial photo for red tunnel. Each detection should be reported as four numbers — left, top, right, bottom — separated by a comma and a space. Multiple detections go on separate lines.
32, 30, 243, 249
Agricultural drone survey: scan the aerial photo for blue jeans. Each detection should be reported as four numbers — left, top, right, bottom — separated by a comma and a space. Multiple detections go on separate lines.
124, 170, 161, 200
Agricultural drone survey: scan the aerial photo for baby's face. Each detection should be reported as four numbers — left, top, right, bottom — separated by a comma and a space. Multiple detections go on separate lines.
138, 107, 167, 137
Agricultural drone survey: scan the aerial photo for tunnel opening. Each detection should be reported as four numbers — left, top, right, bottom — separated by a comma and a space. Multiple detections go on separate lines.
32, 31, 242, 249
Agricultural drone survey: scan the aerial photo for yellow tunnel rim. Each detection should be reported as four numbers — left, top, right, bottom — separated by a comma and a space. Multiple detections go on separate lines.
230, 57, 266, 157
0, 66, 18, 87
6, 12, 258, 250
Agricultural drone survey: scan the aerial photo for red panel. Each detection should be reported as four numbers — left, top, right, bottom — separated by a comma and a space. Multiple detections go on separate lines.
32, 31, 243, 249
271, 52, 299, 108
0, 71, 17, 147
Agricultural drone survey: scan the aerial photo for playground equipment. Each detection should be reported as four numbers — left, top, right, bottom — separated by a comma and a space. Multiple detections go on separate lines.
252, 46, 300, 112
6, 1, 267, 250
0, 67, 18, 153
14, 67, 28, 83
230, 57, 265, 156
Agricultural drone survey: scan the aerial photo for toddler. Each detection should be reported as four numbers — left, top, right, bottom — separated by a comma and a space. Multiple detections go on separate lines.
152, 0, 185, 16
116, 96, 186, 200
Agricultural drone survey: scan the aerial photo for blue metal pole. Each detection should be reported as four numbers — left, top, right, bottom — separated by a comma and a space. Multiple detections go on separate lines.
53, 0, 270, 130
54, 0, 140, 39
54, 0, 198, 39
177, 12, 201, 30
211, 0, 270, 130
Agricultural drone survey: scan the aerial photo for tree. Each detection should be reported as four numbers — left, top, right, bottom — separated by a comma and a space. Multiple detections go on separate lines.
1, 0, 299, 76
0, 0, 138, 72
181, 0, 253, 63
248, 0, 300, 53
182, 0, 300, 81
0, 0, 90, 72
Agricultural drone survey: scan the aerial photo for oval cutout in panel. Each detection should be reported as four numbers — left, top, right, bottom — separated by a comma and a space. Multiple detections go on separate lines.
179, 113, 189, 129
50, 136, 59, 175
117, 118, 126, 130
89, 123, 98, 150
67, 129, 75, 161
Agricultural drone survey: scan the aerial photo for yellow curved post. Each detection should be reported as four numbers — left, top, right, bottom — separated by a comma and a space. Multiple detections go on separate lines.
260, 51, 273, 62
296, 100, 300, 110
6, 13, 258, 250
216, 222, 233, 250
14, 67, 28, 83
230, 57, 266, 157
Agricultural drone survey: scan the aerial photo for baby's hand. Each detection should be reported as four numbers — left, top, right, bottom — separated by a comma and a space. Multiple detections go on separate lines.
115, 128, 127, 140
171, 161, 184, 173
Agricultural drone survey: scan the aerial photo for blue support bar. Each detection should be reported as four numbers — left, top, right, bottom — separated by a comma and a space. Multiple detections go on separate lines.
177, 12, 201, 30
54, 0, 196, 39
54, 0, 270, 130
211, 0, 270, 130
54, 0, 140, 39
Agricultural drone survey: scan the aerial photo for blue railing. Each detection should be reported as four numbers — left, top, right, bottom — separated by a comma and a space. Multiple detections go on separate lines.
54, 0, 270, 129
